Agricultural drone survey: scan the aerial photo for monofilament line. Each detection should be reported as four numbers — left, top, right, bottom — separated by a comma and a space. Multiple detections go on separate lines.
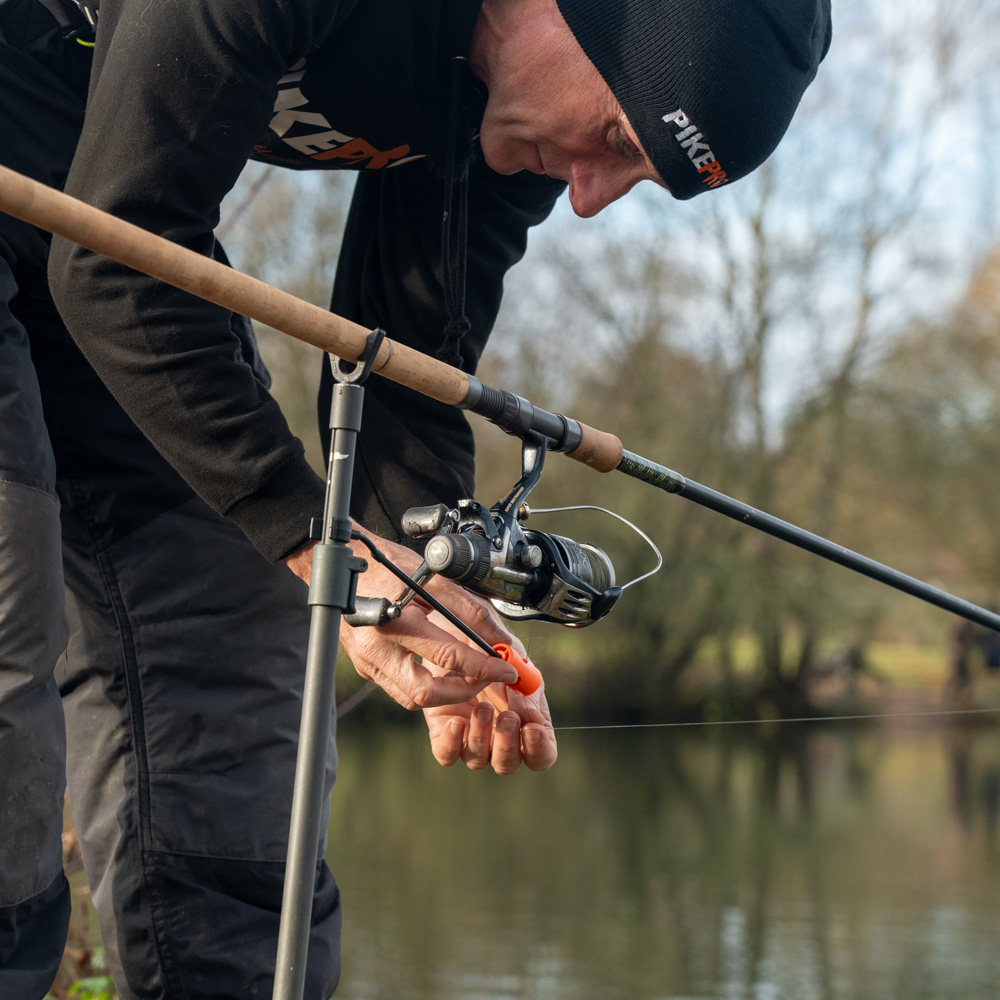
554, 707, 1000, 731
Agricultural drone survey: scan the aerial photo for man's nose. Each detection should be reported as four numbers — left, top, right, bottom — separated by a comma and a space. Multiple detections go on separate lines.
567, 162, 642, 218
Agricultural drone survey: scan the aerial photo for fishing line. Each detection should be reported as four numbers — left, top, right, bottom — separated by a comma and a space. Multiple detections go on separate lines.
553, 707, 1000, 731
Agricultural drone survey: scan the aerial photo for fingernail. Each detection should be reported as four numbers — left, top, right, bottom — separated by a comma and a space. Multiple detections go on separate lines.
523, 727, 541, 747
475, 704, 493, 725
498, 714, 518, 735
449, 719, 465, 736
501, 669, 519, 685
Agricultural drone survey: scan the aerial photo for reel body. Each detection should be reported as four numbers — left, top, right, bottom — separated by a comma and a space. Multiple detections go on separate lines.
345, 434, 627, 631
406, 499, 622, 627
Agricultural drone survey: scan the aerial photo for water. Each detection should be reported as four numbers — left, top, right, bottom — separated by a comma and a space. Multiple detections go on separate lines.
327, 720, 1000, 1000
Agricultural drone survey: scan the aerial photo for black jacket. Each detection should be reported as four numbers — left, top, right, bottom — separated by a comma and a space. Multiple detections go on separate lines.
46, 0, 565, 560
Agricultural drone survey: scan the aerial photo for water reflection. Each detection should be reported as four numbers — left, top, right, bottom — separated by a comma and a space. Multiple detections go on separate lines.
327, 722, 1000, 1000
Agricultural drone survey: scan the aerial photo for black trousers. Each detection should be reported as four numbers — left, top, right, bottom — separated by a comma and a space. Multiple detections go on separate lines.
0, 4, 340, 997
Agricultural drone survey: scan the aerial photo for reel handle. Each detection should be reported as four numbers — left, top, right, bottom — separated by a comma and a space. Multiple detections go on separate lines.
492, 643, 542, 696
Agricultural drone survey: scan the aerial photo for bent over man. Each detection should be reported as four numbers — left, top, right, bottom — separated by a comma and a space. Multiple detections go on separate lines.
0, 0, 831, 997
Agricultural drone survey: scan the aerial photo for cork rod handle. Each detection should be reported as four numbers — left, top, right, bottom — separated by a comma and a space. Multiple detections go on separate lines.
0, 164, 621, 472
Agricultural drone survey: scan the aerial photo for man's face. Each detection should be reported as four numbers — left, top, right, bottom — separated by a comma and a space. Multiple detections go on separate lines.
470, 2, 664, 218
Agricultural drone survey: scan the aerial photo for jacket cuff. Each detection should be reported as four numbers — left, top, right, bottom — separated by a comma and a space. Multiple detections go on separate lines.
226, 459, 327, 563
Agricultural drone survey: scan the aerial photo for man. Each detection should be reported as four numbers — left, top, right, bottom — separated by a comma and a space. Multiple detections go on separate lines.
0, 0, 831, 996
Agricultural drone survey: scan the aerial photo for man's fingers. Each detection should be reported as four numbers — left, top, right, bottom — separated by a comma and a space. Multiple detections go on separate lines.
427, 715, 468, 767
383, 613, 518, 687
345, 624, 490, 710
425, 686, 558, 774
422, 591, 519, 651
386, 652, 492, 710
489, 712, 524, 775
521, 723, 558, 771
461, 701, 495, 770
481, 683, 558, 772
455, 704, 538, 774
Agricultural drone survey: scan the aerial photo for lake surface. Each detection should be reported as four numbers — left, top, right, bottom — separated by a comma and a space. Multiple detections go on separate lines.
327, 719, 1000, 1000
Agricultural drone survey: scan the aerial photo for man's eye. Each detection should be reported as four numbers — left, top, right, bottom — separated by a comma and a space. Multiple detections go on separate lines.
613, 127, 638, 159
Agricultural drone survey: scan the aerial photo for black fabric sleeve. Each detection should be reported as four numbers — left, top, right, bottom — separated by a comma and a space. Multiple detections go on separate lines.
47, 0, 340, 561
326, 155, 565, 544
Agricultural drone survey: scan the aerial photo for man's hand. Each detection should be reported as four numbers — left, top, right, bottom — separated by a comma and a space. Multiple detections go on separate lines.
284, 533, 557, 776
423, 679, 558, 776
419, 608, 557, 775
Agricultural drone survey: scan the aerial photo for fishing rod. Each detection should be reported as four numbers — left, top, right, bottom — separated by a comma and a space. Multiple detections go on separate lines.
1, 163, 996, 633
4, 163, 1000, 1000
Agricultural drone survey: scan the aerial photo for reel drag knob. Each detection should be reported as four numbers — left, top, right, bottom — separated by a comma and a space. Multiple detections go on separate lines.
424, 533, 491, 584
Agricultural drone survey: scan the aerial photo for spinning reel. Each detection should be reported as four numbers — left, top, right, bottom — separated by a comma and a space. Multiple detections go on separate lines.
346, 434, 659, 636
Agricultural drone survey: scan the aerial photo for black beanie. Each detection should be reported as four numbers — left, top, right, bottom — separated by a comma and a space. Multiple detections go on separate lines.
555, 0, 832, 199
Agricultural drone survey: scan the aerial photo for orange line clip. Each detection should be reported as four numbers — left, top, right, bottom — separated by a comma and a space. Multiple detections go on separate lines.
491, 643, 542, 696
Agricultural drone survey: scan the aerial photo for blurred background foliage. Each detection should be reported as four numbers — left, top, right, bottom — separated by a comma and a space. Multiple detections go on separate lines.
218, 0, 1000, 724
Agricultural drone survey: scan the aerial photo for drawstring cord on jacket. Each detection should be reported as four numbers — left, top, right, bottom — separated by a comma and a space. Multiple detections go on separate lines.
437, 56, 472, 370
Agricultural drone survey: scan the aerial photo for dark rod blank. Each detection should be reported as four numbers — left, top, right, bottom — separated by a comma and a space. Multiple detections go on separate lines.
617, 450, 1000, 635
